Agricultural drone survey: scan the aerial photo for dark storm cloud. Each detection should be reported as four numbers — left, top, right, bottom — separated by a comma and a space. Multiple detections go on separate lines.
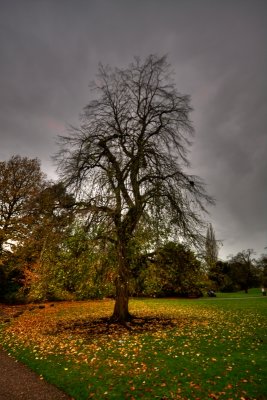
0, 0, 266, 258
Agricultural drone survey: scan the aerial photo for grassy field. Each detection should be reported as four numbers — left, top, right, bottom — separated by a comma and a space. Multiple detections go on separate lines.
215, 288, 264, 298
0, 291, 267, 399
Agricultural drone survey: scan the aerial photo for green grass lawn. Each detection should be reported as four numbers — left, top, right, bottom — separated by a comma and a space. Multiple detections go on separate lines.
1, 294, 267, 399
214, 288, 264, 298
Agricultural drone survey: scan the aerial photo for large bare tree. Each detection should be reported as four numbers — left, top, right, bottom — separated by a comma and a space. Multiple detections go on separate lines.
56, 55, 214, 322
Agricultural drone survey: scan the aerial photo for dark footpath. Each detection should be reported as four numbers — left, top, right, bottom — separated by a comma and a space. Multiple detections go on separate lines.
0, 348, 73, 400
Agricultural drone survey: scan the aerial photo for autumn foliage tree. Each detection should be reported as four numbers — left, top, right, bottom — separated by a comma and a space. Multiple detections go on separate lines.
19, 182, 75, 300
56, 55, 214, 322
0, 155, 46, 256
0, 156, 47, 301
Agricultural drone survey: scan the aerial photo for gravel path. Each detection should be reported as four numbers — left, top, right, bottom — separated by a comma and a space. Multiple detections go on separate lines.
0, 348, 73, 400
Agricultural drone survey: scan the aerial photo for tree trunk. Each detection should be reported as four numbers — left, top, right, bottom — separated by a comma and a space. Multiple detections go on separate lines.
0, 236, 4, 257
112, 275, 131, 323
111, 240, 132, 323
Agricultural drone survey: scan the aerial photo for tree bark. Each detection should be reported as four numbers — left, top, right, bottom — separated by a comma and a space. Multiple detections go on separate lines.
112, 275, 131, 323
111, 240, 132, 323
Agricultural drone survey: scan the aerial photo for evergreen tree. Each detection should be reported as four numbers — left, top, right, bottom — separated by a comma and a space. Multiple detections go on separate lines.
205, 223, 218, 269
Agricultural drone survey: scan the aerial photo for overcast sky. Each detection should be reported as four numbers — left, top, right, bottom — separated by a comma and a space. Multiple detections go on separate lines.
0, 0, 266, 259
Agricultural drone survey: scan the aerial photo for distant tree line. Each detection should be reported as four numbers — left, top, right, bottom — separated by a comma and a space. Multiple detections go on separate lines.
208, 250, 267, 293
0, 156, 265, 304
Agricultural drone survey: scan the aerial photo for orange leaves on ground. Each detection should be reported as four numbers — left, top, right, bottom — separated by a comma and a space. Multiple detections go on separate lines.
1, 298, 267, 399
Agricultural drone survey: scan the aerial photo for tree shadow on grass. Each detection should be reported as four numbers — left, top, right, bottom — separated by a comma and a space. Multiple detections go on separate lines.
53, 315, 179, 338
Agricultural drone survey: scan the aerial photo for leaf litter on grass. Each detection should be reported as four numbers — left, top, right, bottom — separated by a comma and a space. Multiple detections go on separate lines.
1, 298, 267, 399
